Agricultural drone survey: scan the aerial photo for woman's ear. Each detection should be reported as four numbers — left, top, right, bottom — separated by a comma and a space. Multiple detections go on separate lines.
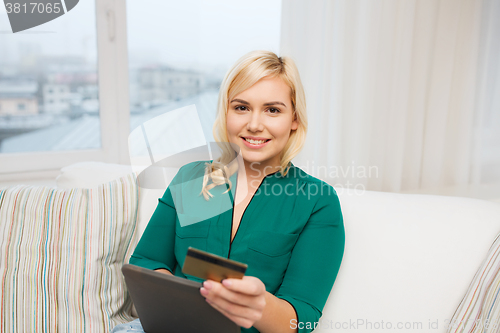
291, 115, 298, 131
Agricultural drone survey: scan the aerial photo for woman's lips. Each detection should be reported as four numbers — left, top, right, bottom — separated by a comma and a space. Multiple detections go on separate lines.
241, 137, 271, 149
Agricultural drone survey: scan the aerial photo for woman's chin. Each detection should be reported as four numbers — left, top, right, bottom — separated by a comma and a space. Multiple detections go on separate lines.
240, 155, 278, 167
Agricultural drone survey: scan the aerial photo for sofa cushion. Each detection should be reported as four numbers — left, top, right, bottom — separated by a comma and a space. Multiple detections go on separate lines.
55, 161, 136, 189
445, 225, 500, 332
0, 173, 140, 332
56, 161, 175, 236
314, 189, 500, 332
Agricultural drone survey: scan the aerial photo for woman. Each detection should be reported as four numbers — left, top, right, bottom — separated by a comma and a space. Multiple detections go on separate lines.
112, 50, 345, 333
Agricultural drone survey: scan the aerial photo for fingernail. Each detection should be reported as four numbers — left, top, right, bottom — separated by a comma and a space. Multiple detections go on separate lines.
222, 279, 232, 287
200, 287, 209, 296
203, 280, 213, 290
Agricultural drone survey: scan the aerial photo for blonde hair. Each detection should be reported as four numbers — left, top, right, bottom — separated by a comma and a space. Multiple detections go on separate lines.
200, 50, 308, 200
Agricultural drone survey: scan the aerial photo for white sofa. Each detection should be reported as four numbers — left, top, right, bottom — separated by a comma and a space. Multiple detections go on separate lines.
318, 189, 500, 332
4, 161, 500, 332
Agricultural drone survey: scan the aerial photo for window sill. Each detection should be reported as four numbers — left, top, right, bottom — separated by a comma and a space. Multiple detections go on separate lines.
0, 169, 59, 188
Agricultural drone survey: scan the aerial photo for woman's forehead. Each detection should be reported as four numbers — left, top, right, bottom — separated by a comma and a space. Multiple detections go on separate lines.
229, 78, 292, 103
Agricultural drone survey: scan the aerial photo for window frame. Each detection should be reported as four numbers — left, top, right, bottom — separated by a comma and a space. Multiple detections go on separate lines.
0, 0, 130, 182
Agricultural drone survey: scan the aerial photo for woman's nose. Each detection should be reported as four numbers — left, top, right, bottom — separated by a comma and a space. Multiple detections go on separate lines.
246, 111, 264, 132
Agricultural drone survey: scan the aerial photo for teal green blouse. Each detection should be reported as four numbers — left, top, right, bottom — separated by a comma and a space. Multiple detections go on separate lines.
129, 160, 345, 333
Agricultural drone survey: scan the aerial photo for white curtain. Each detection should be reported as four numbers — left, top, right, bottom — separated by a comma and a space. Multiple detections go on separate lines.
282, 0, 500, 193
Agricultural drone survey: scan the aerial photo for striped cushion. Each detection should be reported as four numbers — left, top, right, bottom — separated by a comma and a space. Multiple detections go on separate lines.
447, 233, 500, 332
0, 173, 140, 332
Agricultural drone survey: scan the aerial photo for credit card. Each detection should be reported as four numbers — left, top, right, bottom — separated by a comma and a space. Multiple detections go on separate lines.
182, 247, 247, 281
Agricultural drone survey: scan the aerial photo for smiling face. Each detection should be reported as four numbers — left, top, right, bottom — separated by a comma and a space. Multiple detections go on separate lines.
226, 76, 298, 175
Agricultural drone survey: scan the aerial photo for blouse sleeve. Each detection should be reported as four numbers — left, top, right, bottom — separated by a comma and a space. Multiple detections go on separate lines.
128, 166, 184, 273
274, 182, 345, 333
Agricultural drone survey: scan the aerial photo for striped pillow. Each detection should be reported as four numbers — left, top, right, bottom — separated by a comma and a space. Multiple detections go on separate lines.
0, 173, 140, 332
446, 232, 500, 333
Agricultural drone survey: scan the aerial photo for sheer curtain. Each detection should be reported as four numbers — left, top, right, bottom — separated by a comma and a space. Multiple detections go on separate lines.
281, 0, 500, 194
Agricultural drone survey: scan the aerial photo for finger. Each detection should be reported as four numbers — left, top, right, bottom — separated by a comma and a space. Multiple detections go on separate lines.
221, 277, 265, 296
207, 291, 263, 323
206, 298, 256, 329
204, 280, 260, 308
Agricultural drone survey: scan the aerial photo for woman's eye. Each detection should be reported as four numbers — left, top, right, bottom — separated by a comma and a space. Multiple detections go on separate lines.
234, 106, 280, 114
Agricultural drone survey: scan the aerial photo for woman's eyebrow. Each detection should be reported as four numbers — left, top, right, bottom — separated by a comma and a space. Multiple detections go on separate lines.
230, 99, 287, 107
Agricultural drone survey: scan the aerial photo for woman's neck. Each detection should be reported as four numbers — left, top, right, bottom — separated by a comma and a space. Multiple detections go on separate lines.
238, 160, 280, 188
226, 152, 281, 186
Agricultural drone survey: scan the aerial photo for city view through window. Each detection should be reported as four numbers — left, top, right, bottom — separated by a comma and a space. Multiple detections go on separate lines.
0, 0, 282, 157
0, 0, 100, 153
126, 0, 282, 159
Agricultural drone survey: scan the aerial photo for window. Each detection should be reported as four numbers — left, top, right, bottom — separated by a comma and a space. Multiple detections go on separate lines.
126, 0, 282, 157
0, 0, 130, 178
1, 0, 282, 179
0, 1, 100, 155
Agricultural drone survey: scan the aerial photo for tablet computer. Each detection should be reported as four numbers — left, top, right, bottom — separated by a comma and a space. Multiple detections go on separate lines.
122, 264, 240, 333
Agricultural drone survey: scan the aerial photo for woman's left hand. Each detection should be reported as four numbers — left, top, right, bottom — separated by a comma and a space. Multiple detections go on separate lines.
199, 276, 267, 329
